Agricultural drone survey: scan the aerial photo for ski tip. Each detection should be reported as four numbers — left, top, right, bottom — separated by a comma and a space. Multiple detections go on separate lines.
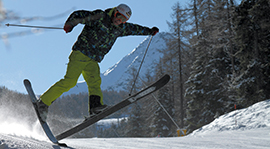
162, 74, 171, 83
164, 74, 170, 79
23, 79, 31, 85
158, 74, 170, 87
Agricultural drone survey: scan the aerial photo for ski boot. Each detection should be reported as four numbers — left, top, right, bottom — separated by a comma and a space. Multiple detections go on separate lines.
88, 95, 108, 118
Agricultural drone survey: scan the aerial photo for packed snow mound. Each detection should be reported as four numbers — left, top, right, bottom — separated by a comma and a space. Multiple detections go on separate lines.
191, 99, 270, 135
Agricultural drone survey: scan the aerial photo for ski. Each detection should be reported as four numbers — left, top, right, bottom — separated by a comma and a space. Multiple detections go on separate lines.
56, 74, 170, 140
23, 79, 67, 147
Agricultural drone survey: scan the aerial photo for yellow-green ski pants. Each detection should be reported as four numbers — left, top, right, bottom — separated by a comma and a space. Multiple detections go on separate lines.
40, 50, 103, 106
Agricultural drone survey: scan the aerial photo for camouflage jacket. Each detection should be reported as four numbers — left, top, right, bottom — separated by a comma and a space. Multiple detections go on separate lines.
65, 8, 153, 62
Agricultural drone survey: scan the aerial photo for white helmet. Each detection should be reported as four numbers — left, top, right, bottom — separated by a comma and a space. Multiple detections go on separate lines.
116, 4, 132, 21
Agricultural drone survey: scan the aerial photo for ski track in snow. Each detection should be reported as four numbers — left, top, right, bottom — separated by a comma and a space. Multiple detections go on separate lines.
0, 100, 269, 149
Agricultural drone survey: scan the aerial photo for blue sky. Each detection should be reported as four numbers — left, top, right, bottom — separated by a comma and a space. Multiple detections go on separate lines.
0, 0, 189, 94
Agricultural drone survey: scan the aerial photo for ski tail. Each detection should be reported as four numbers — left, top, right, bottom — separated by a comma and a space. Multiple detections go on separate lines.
24, 79, 67, 147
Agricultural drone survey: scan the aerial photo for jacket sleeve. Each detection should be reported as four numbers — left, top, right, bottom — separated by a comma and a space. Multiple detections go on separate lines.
121, 23, 153, 36
65, 10, 105, 27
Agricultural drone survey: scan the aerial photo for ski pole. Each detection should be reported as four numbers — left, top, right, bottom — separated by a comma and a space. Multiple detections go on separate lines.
138, 76, 186, 136
5, 23, 63, 30
129, 35, 153, 96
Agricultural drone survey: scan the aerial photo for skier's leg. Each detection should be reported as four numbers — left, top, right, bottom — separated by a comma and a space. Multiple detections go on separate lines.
82, 60, 103, 104
40, 51, 86, 106
82, 60, 105, 115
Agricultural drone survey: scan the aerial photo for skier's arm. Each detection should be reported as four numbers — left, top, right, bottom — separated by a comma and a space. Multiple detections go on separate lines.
64, 10, 105, 33
121, 23, 159, 36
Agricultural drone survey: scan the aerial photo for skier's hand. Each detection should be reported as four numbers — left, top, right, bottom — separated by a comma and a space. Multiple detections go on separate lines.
151, 27, 159, 36
64, 24, 73, 33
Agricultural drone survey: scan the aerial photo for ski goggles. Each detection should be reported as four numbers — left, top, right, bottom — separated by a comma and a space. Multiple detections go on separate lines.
114, 11, 128, 23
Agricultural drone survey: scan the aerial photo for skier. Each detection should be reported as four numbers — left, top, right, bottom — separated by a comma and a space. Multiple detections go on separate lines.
36, 4, 159, 122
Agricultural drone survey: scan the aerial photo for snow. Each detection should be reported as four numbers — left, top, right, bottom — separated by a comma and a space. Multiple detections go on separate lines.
0, 100, 270, 149
96, 117, 126, 128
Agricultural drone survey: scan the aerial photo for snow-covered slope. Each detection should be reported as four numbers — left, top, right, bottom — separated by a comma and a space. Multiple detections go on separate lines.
0, 100, 269, 148
191, 99, 270, 135
62, 32, 172, 96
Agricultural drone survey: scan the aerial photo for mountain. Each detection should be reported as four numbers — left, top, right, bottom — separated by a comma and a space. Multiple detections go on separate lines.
62, 32, 172, 96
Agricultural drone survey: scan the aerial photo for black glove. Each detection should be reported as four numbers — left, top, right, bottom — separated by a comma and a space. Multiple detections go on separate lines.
151, 27, 159, 36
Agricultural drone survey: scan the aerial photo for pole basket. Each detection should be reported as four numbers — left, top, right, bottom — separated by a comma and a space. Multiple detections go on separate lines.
177, 129, 187, 137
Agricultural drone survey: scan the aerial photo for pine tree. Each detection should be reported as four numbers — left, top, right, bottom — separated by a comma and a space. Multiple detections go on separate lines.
233, 0, 270, 107
185, 0, 236, 131
151, 61, 174, 137
124, 65, 149, 137
126, 102, 146, 137
167, 1, 190, 128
